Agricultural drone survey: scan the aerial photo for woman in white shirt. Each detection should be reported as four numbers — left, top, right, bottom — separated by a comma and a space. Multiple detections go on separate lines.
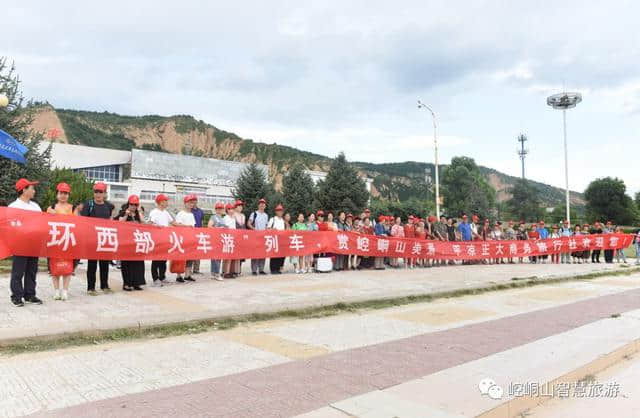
268, 204, 286, 274
222, 203, 237, 278
148, 194, 175, 286
174, 195, 197, 283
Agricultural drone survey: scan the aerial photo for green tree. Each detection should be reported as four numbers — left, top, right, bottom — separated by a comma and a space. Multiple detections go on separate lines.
283, 164, 315, 216
548, 204, 579, 225
584, 177, 639, 225
233, 163, 278, 215
315, 152, 369, 214
369, 197, 435, 220
506, 179, 544, 222
40, 168, 94, 210
635, 191, 640, 212
0, 57, 51, 206
441, 156, 495, 219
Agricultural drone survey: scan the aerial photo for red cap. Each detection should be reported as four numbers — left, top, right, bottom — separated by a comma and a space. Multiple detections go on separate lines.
378, 215, 385, 222
235, 199, 244, 207
155, 193, 169, 203
258, 198, 266, 205
15, 178, 39, 192
128, 195, 140, 205
275, 204, 284, 211
56, 182, 71, 193
93, 182, 107, 192
462, 214, 468, 219
346, 213, 353, 218
215, 202, 224, 209
225, 203, 235, 210
364, 208, 371, 213
316, 210, 325, 216
428, 215, 436, 223
472, 214, 479, 221
184, 194, 197, 203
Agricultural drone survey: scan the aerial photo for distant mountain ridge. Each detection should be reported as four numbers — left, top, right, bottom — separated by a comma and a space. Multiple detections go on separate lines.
28, 104, 585, 208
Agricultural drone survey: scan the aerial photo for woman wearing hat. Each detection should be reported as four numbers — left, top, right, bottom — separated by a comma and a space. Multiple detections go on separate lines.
221, 203, 238, 278
46, 182, 76, 300
148, 194, 176, 286
115, 195, 146, 291
208, 202, 227, 280
267, 204, 286, 274
174, 195, 198, 282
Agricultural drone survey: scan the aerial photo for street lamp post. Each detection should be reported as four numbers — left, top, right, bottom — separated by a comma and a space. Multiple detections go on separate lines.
546, 92, 582, 225
417, 100, 440, 219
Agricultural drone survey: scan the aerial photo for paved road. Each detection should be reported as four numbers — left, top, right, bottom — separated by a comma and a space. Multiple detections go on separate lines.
0, 272, 638, 417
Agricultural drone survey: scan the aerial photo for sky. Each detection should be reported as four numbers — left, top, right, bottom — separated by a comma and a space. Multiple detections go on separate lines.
4, 1, 639, 196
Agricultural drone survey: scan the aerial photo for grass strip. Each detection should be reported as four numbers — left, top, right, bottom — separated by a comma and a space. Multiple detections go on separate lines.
1, 266, 639, 356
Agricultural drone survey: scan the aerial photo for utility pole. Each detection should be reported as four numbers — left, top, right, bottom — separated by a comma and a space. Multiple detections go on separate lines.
517, 134, 528, 180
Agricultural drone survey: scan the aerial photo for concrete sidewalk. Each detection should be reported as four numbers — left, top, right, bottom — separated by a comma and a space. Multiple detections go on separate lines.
0, 260, 635, 342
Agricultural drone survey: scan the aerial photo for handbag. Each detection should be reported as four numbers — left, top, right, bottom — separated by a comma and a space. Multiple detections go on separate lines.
49, 258, 74, 276
170, 260, 187, 274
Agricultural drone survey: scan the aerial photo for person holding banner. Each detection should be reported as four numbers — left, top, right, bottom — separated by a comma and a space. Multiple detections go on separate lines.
175, 195, 198, 282
115, 195, 146, 291
268, 204, 286, 274
80, 182, 115, 295
46, 182, 76, 300
8, 178, 43, 307
208, 202, 226, 281
148, 194, 176, 287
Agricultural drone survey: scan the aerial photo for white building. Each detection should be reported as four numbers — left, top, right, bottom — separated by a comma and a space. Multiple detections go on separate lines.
44, 142, 268, 211
304, 169, 374, 193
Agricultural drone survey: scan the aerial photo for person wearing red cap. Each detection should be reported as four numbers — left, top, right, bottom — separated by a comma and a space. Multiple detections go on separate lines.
403, 216, 416, 269
207, 202, 227, 281
115, 195, 146, 291
191, 197, 205, 276
389, 216, 405, 268
373, 214, 388, 270
316, 210, 327, 231
550, 224, 561, 264
46, 183, 77, 301
148, 194, 176, 286
537, 220, 549, 263
247, 198, 269, 276
504, 220, 516, 264
80, 182, 115, 295
267, 204, 286, 274
8, 178, 43, 306
527, 223, 540, 264
221, 203, 238, 279
559, 219, 573, 264
174, 195, 198, 282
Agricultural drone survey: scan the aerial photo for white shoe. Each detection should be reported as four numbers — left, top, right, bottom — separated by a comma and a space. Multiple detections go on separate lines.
53, 290, 61, 301
215, 275, 224, 281
61, 290, 68, 301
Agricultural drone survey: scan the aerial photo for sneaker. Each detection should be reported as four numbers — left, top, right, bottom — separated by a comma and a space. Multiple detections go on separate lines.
252, 272, 258, 276
24, 296, 43, 305
11, 298, 24, 307
133, 286, 143, 291
176, 277, 185, 283
102, 288, 113, 294
215, 276, 224, 281
61, 290, 68, 301
259, 271, 267, 275
184, 276, 195, 282
53, 290, 61, 301
88, 290, 98, 296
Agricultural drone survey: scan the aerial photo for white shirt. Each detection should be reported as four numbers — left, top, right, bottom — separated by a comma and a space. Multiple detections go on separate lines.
175, 210, 195, 227
9, 198, 42, 212
148, 208, 174, 227
223, 214, 236, 229
268, 216, 286, 231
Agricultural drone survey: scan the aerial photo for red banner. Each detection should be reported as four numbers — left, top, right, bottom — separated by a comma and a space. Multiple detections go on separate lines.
0, 207, 634, 261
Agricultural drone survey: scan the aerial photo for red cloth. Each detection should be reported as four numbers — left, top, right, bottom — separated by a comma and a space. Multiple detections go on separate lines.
403, 224, 415, 238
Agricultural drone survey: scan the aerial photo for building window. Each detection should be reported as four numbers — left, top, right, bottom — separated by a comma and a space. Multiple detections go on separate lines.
75, 165, 120, 182
109, 185, 129, 201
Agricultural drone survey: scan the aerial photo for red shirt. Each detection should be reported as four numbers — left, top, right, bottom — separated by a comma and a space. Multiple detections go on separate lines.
415, 230, 427, 240
528, 230, 540, 240
404, 224, 415, 238
362, 225, 374, 235
317, 221, 328, 231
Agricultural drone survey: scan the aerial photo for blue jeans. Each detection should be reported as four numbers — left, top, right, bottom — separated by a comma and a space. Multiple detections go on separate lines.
210, 260, 221, 274
636, 244, 640, 263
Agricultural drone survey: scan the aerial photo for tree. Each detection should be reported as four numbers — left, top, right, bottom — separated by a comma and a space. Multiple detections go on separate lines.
548, 204, 579, 225
40, 168, 94, 210
440, 156, 495, 219
506, 179, 544, 222
584, 177, 639, 225
635, 191, 640, 212
315, 152, 369, 214
233, 163, 278, 215
0, 57, 51, 206
283, 164, 315, 216
369, 197, 435, 220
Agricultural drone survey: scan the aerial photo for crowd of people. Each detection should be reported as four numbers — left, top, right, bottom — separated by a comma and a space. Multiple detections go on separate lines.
6, 178, 640, 307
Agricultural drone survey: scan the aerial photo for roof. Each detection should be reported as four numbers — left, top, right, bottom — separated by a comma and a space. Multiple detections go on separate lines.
130, 149, 269, 186
41, 142, 131, 169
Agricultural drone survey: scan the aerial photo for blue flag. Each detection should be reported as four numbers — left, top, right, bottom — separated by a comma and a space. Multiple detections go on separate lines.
0, 129, 27, 164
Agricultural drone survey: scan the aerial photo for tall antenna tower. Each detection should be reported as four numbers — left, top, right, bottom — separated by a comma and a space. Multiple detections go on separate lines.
517, 134, 529, 179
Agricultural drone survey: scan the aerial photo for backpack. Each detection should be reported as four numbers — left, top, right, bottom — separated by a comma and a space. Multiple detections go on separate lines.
85, 199, 113, 217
